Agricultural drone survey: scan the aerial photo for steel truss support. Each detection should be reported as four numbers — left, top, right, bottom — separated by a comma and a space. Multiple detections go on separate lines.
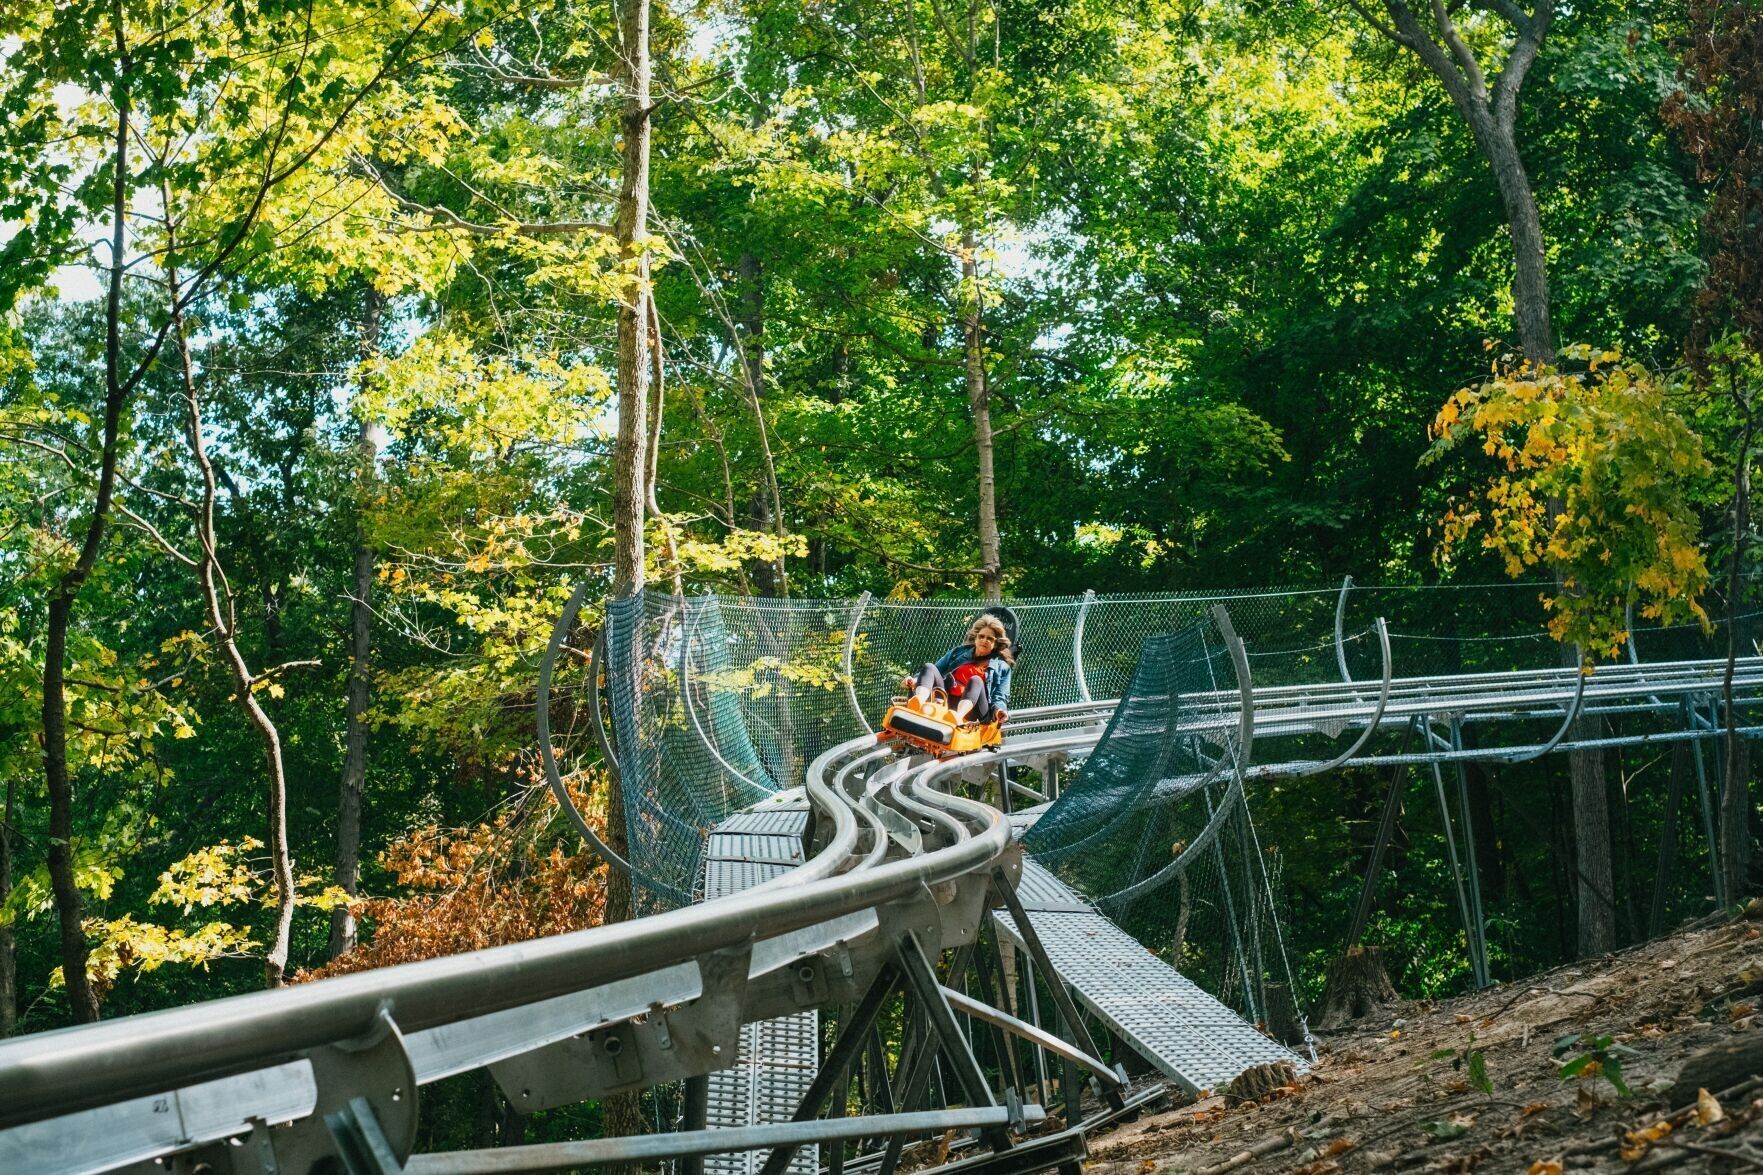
991, 869, 1127, 1114
1424, 718, 1490, 989
403, 1108, 1047, 1175
758, 964, 901, 1175
896, 934, 1013, 1152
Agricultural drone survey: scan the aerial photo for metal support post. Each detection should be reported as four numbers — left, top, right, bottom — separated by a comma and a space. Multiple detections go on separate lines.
680, 1076, 709, 1175
996, 760, 1012, 817
1425, 719, 1488, 989
991, 869, 1125, 1112
325, 1097, 404, 1175
1021, 950, 1050, 1109
971, 927, 1024, 1101
1231, 800, 1270, 1019
1448, 717, 1490, 986
759, 965, 900, 1175
866, 1032, 896, 1115
1202, 788, 1258, 1024
828, 1070, 849, 1175
896, 935, 1010, 1150
1345, 718, 1417, 949
1688, 698, 1727, 908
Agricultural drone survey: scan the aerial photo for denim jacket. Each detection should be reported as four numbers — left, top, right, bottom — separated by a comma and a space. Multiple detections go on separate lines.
932, 644, 1013, 713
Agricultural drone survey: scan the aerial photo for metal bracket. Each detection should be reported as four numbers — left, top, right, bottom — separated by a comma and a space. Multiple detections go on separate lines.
326, 1096, 405, 1175
491, 943, 753, 1110
265, 1006, 418, 1175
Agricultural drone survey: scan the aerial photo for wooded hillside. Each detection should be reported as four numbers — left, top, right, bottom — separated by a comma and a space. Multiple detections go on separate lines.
0, 0, 1759, 1152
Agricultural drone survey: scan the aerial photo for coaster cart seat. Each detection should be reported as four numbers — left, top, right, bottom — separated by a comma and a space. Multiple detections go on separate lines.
876, 605, 1020, 759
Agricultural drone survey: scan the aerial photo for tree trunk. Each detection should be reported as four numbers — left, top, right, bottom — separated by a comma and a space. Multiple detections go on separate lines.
736, 251, 788, 596
1, 776, 15, 1035
1313, 946, 1399, 1031
41, 66, 138, 1024
610, 0, 653, 599
331, 287, 382, 960
166, 266, 299, 988
1721, 406, 1754, 903
603, 0, 652, 1146
961, 227, 1002, 600
1477, 120, 1556, 363
1567, 716, 1617, 956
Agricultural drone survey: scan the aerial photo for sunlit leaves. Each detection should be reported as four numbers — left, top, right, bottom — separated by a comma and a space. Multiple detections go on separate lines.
1426, 346, 1714, 657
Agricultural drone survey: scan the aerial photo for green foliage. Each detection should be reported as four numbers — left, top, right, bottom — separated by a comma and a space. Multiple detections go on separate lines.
1429, 1031, 1494, 1095
0, 0, 1742, 1083
1554, 1031, 1641, 1097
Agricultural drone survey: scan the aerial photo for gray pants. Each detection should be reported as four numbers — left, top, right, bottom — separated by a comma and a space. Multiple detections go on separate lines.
917, 662, 993, 721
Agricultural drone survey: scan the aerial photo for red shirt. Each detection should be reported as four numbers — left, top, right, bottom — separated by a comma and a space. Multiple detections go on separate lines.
950, 658, 989, 696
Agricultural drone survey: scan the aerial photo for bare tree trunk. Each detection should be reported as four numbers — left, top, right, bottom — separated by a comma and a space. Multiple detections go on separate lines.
330, 287, 382, 960
1478, 123, 1555, 362
42, 58, 137, 1023
1566, 725, 1616, 954
1722, 395, 1755, 902
734, 251, 789, 596
961, 227, 1002, 601
165, 264, 299, 988
604, 0, 653, 1146
1, 776, 15, 1035
610, 0, 653, 600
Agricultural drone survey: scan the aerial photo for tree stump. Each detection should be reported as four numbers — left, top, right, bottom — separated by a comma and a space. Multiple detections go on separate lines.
1313, 946, 1399, 1031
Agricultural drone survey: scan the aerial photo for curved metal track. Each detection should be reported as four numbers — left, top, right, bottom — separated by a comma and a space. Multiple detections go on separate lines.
8, 592, 1762, 1175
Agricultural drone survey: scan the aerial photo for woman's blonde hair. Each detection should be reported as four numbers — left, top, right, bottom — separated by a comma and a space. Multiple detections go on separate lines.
965, 615, 1015, 663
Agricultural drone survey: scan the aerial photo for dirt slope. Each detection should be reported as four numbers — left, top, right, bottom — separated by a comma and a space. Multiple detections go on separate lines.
1085, 910, 1763, 1173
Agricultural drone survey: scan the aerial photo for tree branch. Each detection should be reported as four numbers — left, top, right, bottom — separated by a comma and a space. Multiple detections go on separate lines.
355, 156, 614, 237
460, 44, 614, 91
1430, 0, 1489, 101
1491, 0, 1552, 131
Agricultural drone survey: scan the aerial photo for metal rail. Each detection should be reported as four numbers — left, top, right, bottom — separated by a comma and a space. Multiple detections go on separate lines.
10, 589, 1763, 1175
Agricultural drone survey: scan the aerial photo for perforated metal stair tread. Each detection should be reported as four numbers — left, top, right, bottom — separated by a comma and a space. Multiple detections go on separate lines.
702, 805, 818, 1175
995, 858, 1303, 1095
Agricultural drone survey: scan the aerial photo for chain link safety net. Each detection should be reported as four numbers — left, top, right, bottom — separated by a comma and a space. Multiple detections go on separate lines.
1021, 622, 1309, 1036
584, 581, 1760, 985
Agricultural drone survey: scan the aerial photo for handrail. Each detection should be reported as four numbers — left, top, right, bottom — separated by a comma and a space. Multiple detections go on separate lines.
1074, 588, 1096, 703
844, 590, 877, 734
1334, 575, 1354, 683
1294, 617, 1392, 777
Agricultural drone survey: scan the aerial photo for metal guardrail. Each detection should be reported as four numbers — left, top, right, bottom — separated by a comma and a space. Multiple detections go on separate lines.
7, 593, 1761, 1175
0, 688, 1130, 1175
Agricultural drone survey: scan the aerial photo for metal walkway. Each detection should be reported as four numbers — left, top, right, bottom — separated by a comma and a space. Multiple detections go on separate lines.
701, 794, 819, 1175
994, 856, 1302, 1095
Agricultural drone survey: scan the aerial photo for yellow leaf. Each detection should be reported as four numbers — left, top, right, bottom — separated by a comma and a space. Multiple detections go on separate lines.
1695, 1088, 1724, 1126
